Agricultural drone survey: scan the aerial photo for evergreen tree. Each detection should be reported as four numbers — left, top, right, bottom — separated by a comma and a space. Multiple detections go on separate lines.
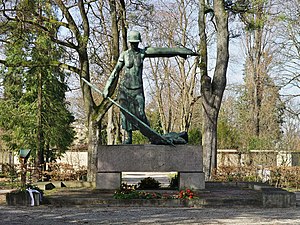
237, 79, 284, 150
0, 2, 75, 172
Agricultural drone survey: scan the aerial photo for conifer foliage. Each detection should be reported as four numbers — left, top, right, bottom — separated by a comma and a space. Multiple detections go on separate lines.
0, 1, 75, 171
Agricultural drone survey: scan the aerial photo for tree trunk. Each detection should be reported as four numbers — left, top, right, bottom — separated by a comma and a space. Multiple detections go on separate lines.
80, 50, 96, 181
87, 118, 101, 182
198, 0, 229, 180
106, 0, 120, 145
37, 71, 44, 179
202, 106, 218, 179
107, 107, 115, 145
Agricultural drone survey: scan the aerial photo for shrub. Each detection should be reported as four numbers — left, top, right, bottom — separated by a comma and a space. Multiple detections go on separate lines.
188, 128, 201, 145
212, 165, 300, 190
169, 174, 179, 189
42, 163, 87, 181
137, 177, 161, 189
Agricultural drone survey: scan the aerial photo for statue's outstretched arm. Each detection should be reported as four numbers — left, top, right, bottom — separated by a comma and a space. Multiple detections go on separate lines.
103, 59, 124, 98
145, 47, 198, 58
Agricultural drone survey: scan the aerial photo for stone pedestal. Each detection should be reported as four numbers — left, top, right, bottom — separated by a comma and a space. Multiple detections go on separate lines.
179, 172, 205, 190
96, 145, 205, 190
96, 173, 122, 190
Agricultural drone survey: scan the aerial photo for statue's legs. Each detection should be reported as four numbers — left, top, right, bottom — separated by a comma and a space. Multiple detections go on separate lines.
119, 87, 149, 144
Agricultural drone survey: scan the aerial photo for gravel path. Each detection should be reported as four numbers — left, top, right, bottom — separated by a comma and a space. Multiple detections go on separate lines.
0, 205, 300, 225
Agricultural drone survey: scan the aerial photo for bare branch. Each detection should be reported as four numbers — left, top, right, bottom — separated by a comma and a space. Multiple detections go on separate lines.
0, 59, 80, 75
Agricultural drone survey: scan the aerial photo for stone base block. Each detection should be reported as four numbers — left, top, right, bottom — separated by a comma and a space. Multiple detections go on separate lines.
97, 145, 203, 172
96, 145, 205, 190
261, 188, 296, 208
96, 172, 121, 190
6, 192, 40, 206
179, 172, 205, 190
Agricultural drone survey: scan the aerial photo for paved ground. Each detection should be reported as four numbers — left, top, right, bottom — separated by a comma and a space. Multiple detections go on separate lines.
0, 205, 300, 225
1, 175, 300, 225
1, 187, 300, 225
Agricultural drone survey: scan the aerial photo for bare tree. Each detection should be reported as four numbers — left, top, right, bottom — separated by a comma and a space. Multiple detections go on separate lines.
106, 0, 124, 145
198, 0, 229, 179
275, 0, 300, 111
235, 0, 284, 151
145, 0, 200, 134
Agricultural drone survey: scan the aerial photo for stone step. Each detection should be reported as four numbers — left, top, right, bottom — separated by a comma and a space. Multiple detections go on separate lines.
45, 194, 261, 208
24, 182, 297, 208
44, 184, 293, 208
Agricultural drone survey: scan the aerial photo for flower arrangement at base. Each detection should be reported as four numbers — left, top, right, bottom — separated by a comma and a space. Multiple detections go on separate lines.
177, 189, 195, 199
113, 184, 198, 200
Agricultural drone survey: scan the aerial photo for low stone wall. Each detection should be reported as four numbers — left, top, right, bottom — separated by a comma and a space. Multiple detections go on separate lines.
217, 149, 300, 167
96, 145, 205, 190
249, 183, 296, 208
207, 182, 296, 208
6, 191, 40, 206
261, 188, 296, 208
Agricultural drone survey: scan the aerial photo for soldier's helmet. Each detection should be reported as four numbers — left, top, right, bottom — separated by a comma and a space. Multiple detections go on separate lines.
127, 30, 141, 43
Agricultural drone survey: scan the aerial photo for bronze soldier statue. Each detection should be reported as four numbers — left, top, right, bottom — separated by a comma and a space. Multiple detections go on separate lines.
103, 31, 197, 144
